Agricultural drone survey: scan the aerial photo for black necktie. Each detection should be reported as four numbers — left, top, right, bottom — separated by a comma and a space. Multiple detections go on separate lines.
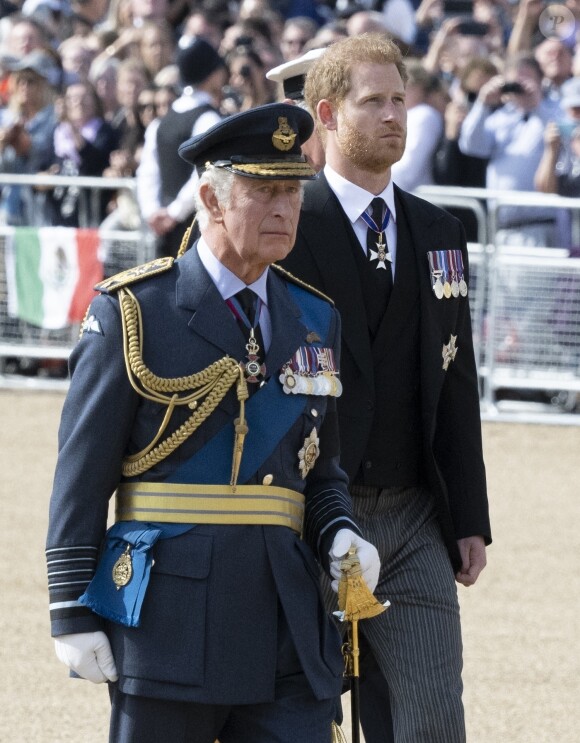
234, 287, 265, 357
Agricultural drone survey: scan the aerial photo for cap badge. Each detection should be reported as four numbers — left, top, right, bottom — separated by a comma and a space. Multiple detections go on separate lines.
272, 117, 297, 151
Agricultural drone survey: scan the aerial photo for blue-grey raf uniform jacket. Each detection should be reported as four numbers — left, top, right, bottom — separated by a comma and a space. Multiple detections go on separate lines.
46, 244, 361, 705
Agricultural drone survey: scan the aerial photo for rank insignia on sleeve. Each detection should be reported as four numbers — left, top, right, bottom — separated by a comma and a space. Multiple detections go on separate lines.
298, 427, 320, 478
442, 334, 458, 370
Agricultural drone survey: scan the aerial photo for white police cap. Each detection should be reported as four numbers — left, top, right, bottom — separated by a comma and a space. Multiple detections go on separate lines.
266, 48, 326, 101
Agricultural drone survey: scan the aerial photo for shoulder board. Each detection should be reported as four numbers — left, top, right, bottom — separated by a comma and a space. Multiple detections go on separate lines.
95, 257, 175, 294
271, 263, 334, 305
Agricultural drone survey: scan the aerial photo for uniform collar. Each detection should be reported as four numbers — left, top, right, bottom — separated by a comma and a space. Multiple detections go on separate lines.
197, 236, 269, 306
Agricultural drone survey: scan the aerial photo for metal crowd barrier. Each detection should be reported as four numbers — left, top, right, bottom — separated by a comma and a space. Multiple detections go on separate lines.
0, 174, 155, 389
0, 177, 579, 421
417, 186, 580, 420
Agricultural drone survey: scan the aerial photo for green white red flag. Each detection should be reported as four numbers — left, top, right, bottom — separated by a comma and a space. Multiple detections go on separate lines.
5, 226, 103, 330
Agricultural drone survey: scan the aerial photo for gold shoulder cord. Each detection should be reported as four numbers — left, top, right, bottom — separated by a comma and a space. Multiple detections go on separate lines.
176, 216, 196, 258
118, 285, 249, 486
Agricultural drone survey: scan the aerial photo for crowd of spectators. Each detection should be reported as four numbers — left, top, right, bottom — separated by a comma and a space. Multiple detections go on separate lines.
1, 0, 580, 249
1, 0, 579, 391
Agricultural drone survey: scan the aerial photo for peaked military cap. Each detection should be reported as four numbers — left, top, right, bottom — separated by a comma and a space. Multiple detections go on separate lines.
178, 102, 316, 179
266, 48, 326, 101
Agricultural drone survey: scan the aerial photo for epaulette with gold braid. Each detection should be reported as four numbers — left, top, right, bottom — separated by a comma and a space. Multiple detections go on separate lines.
272, 263, 334, 305
95, 257, 175, 294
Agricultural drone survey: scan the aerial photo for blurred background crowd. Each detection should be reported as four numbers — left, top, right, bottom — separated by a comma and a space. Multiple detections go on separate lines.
2, 0, 580, 249
2, 0, 580, 398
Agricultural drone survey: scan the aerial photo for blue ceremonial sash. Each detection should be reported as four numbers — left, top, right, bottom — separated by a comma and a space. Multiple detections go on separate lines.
79, 521, 190, 627
169, 283, 332, 485
79, 284, 333, 627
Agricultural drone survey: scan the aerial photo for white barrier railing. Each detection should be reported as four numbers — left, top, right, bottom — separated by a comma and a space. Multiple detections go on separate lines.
0, 174, 156, 387
416, 186, 580, 418
0, 178, 579, 417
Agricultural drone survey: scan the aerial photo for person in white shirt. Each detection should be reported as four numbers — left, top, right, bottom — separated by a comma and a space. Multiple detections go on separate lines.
136, 37, 226, 258
391, 60, 446, 192
459, 52, 564, 246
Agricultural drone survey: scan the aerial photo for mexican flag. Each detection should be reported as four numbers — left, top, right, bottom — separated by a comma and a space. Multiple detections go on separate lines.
5, 226, 104, 330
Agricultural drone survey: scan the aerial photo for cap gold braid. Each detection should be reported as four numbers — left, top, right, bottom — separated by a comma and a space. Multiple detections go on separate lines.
118, 287, 248, 485
231, 162, 315, 177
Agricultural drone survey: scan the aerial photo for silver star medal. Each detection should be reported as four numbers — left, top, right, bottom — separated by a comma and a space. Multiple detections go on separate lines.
369, 232, 392, 270
442, 334, 458, 370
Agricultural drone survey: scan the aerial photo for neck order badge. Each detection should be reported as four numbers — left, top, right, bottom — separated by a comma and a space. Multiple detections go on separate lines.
227, 288, 266, 383
361, 198, 392, 271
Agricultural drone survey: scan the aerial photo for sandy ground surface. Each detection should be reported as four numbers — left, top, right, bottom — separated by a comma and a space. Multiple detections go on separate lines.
1, 390, 579, 743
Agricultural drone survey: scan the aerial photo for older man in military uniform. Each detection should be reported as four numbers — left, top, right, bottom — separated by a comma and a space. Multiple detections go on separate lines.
45, 103, 380, 743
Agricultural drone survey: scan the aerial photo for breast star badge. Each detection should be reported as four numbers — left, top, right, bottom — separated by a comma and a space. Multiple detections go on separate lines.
442, 334, 458, 370
298, 427, 320, 479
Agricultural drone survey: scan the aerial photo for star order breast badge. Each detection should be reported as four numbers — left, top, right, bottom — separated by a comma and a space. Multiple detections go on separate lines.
298, 427, 320, 479
442, 334, 458, 370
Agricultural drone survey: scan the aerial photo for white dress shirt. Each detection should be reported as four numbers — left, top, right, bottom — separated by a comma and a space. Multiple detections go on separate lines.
197, 237, 272, 351
136, 91, 222, 222
324, 164, 399, 279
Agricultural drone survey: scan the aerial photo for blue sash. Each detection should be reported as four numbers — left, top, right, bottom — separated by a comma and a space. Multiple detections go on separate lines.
79, 521, 190, 627
169, 283, 332, 485
79, 284, 333, 627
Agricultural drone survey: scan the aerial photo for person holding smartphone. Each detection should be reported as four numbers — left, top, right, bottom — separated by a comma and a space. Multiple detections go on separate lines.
459, 52, 563, 247
535, 76, 580, 198
433, 56, 499, 241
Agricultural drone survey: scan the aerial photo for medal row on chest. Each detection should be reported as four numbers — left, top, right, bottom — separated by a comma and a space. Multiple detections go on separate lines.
428, 250, 468, 299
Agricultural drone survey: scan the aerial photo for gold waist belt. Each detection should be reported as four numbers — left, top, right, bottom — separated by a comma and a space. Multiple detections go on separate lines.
116, 482, 305, 534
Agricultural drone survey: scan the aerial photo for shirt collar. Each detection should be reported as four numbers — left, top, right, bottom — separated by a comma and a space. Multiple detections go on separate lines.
324, 163, 397, 226
197, 237, 269, 305
173, 90, 215, 113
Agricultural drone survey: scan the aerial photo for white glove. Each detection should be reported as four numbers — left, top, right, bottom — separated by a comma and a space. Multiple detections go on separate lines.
329, 528, 381, 594
54, 631, 118, 684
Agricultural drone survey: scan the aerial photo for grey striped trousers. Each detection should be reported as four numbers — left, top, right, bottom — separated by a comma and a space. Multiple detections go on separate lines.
329, 486, 466, 743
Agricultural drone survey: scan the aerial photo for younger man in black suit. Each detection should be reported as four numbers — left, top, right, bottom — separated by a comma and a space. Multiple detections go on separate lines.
282, 34, 491, 743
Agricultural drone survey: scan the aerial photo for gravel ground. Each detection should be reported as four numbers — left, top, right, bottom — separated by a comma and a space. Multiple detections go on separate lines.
1, 390, 578, 743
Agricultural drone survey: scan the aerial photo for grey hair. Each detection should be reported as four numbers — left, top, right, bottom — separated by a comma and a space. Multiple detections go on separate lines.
193, 165, 235, 229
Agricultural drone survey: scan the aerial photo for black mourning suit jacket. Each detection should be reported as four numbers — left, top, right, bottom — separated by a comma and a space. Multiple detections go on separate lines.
281, 174, 491, 571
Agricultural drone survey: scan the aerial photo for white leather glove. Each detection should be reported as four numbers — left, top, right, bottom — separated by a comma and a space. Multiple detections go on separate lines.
329, 528, 381, 594
54, 631, 118, 683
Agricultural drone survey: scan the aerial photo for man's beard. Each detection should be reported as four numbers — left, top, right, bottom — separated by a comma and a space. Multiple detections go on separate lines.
337, 115, 406, 173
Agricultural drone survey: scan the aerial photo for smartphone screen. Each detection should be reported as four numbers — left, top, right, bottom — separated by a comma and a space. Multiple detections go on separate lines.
444, 0, 474, 15
457, 20, 489, 36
